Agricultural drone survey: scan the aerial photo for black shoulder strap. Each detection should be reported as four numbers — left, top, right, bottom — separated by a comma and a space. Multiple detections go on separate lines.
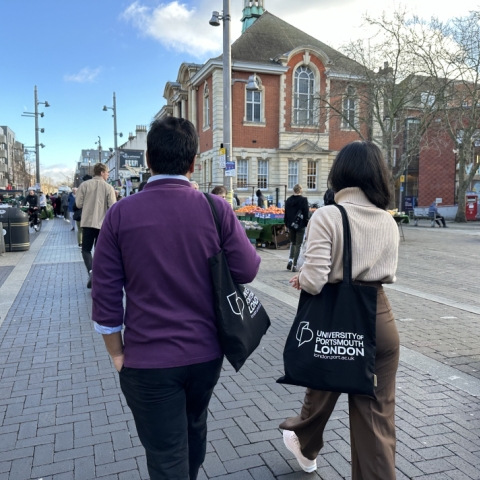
204, 193, 222, 245
334, 204, 353, 285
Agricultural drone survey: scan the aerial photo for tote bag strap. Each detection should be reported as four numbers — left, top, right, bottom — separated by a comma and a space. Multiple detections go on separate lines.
334, 204, 353, 285
204, 193, 223, 245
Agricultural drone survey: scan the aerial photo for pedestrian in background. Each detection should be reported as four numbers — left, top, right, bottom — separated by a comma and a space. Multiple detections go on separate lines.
75, 163, 116, 288
38, 191, 47, 220
280, 141, 400, 479
256, 189, 266, 208
211, 185, 227, 198
428, 200, 448, 227
92, 117, 260, 480
68, 189, 77, 231
55, 193, 62, 217
284, 184, 309, 272
61, 191, 70, 222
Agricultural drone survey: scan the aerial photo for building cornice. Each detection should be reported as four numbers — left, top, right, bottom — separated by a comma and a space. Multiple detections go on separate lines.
190, 59, 289, 86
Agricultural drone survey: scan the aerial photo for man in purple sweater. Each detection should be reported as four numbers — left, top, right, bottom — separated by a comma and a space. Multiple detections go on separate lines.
91, 116, 261, 480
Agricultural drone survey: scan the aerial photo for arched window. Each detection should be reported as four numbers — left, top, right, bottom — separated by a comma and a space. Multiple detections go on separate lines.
294, 66, 315, 125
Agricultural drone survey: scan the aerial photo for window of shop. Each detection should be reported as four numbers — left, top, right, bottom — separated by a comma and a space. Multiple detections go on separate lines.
288, 160, 299, 190
237, 159, 248, 189
294, 66, 315, 125
246, 91, 262, 123
307, 161, 317, 190
257, 160, 268, 189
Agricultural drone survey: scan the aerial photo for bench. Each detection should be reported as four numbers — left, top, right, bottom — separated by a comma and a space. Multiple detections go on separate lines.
410, 208, 444, 227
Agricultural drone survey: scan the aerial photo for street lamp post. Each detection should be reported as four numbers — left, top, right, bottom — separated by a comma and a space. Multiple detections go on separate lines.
21, 86, 50, 187
95, 136, 102, 163
209, 4, 260, 206
103, 93, 123, 182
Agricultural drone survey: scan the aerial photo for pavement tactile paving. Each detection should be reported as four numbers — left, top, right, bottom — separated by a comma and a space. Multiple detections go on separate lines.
0, 218, 479, 479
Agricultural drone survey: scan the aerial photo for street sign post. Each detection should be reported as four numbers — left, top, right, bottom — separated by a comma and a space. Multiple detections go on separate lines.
219, 148, 226, 169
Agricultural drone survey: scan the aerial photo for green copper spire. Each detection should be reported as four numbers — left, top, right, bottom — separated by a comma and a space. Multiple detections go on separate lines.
241, 0, 265, 33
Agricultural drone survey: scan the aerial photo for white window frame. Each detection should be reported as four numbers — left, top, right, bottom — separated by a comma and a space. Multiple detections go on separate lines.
288, 160, 299, 190
237, 159, 249, 189
246, 90, 262, 123
294, 66, 315, 125
421, 92, 435, 107
307, 161, 317, 190
342, 86, 357, 129
257, 160, 268, 189
203, 82, 210, 129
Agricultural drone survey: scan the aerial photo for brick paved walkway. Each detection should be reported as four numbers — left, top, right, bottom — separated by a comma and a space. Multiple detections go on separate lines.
0, 218, 479, 479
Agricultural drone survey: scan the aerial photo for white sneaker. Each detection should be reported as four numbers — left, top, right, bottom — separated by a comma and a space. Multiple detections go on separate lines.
283, 430, 317, 473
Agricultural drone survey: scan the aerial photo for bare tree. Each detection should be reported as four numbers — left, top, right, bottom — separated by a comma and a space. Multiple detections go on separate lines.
415, 12, 480, 222
319, 9, 450, 206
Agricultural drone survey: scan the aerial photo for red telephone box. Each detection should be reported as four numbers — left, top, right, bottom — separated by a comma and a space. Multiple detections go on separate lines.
466, 193, 478, 221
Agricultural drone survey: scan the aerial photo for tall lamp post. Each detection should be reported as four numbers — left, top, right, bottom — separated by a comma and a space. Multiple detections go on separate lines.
21, 86, 50, 186
103, 93, 123, 182
95, 136, 102, 163
209, 4, 260, 206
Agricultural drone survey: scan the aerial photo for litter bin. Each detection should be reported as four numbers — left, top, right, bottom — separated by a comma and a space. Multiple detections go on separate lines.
0, 207, 30, 252
466, 193, 478, 221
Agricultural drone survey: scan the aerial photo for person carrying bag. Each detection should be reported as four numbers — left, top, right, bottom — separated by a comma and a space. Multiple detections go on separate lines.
278, 141, 400, 480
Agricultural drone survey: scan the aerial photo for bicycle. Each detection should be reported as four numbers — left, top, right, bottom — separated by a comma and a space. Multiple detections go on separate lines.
28, 208, 42, 233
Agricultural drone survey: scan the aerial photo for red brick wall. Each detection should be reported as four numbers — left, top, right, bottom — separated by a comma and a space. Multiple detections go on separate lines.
232, 72, 280, 149
418, 132, 456, 206
198, 77, 213, 153
328, 80, 368, 151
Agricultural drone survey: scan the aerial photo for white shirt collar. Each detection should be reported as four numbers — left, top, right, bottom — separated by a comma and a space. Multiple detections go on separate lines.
147, 174, 190, 183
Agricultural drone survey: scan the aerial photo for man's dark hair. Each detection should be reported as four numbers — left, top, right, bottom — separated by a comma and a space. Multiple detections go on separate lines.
211, 185, 227, 196
147, 117, 198, 175
323, 188, 336, 206
328, 141, 392, 209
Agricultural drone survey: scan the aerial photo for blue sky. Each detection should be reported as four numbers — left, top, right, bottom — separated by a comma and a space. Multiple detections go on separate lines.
1, 0, 477, 182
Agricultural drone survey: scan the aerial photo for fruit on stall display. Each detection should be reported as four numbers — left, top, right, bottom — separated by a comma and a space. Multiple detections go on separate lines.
236, 205, 285, 214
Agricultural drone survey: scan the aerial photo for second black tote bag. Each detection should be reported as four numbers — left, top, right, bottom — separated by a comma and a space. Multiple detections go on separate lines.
205, 194, 271, 372
277, 204, 378, 398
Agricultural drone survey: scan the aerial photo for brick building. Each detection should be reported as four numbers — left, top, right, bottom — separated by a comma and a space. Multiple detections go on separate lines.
155, 1, 366, 203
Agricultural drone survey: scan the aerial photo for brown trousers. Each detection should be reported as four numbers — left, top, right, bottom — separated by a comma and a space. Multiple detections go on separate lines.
280, 288, 399, 480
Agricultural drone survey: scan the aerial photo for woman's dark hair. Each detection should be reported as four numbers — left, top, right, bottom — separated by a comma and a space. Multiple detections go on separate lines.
328, 141, 392, 209
147, 117, 198, 175
323, 188, 336, 206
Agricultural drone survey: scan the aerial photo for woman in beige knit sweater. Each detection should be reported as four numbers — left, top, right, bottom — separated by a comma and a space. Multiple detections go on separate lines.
280, 141, 400, 480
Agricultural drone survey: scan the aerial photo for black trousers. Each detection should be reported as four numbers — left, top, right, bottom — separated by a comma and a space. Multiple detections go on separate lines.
119, 357, 223, 480
289, 227, 305, 266
435, 215, 446, 227
81, 227, 100, 272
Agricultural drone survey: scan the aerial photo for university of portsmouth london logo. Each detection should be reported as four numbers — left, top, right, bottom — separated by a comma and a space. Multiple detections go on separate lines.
296, 321, 314, 347
227, 292, 245, 320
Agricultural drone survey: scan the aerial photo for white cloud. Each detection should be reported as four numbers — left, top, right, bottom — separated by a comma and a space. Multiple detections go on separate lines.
121, 0, 480, 59
122, 1, 222, 58
64, 67, 102, 83
41, 164, 75, 184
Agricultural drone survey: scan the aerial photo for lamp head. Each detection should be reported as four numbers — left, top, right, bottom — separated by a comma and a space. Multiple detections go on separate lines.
40, 144, 45, 148
209, 11, 221, 26
246, 74, 260, 91
109, 148, 113, 152
40, 128, 45, 133
103, 106, 108, 111
44, 101, 50, 107
119, 133, 123, 138
40, 112, 44, 118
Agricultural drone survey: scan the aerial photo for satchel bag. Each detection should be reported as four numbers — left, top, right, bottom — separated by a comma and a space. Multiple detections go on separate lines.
72, 208, 82, 222
277, 204, 378, 398
205, 193, 271, 372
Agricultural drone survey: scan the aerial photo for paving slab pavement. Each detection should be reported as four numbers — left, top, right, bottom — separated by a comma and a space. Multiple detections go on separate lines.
0, 217, 479, 479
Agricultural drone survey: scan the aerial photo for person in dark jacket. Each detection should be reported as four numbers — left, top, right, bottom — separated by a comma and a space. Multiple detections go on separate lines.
284, 184, 309, 272
256, 189, 266, 208
25, 190, 40, 227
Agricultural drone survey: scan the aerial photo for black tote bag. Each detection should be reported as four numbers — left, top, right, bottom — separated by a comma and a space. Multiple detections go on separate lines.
277, 204, 378, 398
205, 194, 271, 372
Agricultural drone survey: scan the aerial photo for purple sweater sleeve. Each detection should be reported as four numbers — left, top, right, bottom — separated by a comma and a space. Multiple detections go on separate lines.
214, 197, 261, 284
91, 207, 125, 328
